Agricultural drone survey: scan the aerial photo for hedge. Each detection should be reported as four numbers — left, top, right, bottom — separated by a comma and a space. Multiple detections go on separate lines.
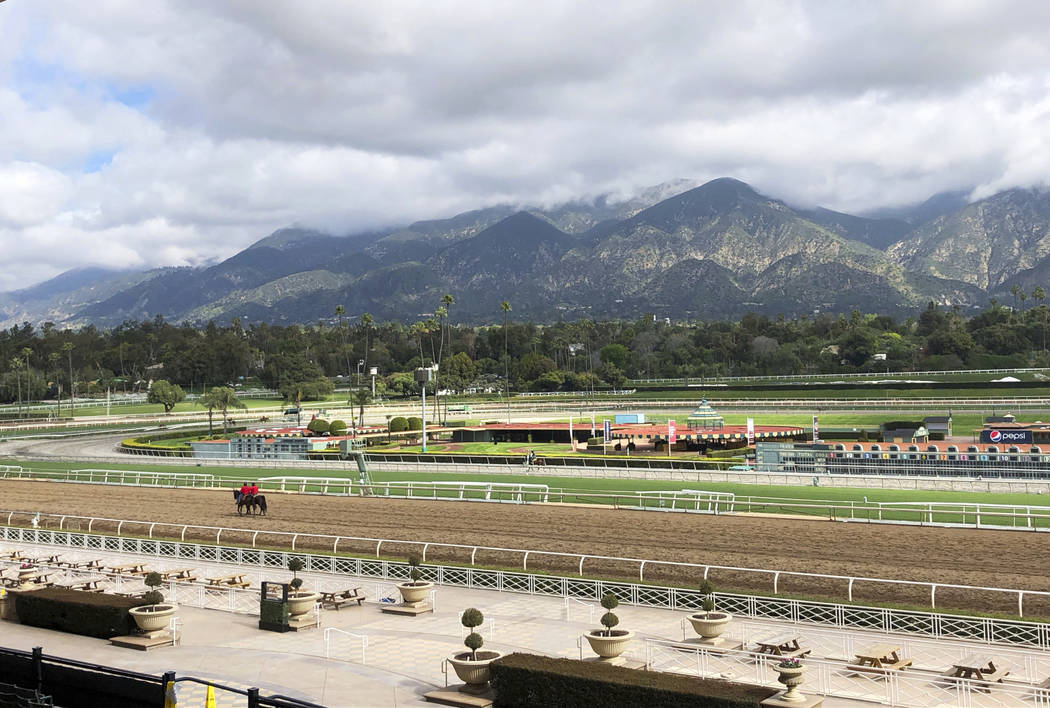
16, 587, 145, 639
489, 653, 775, 708
407, 416, 423, 430
389, 416, 409, 432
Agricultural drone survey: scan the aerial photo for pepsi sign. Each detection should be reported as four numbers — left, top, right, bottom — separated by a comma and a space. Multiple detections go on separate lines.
980, 429, 1033, 444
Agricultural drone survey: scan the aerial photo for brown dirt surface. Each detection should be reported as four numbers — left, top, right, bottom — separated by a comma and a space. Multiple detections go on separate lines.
2, 479, 1048, 616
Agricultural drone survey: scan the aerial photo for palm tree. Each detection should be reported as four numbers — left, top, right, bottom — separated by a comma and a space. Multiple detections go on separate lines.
21, 348, 32, 409
10, 357, 23, 417
62, 342, 75, 412
198, 386, 246, 435
335, 305, 352, 384
48, 352, 61, 417
351, 388, 371, 428
500, 300, 511, 413
1034, 286, 1048, 352
360, 312, 375, 383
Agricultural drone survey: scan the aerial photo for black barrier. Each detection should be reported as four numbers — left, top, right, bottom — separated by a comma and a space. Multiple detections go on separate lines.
0, 647, 327, 708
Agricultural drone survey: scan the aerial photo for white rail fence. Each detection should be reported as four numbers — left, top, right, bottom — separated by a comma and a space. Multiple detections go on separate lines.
323, 627, 368, 664
4, 523, 1050, 652
2, 510, 1048, 616
645, 639, 1050, 708
8, 465, 1050, 531
629, 366, 1050, 384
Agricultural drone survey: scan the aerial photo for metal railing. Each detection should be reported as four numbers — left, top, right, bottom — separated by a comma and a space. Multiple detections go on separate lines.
324, 628, 368, 664
645, 639, 1050, 707
8, 510, 1048, 616
628, 366, 1050, 385
5, 523, 1050, 647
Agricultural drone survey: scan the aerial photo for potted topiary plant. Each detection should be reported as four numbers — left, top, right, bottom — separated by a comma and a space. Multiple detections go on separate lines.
687, 580, 733, 644
286, 557, 318, 616
447, 608, 504, 693
128, 571, 177, 634
584, 592, 634, 660
397, 554, 433, 606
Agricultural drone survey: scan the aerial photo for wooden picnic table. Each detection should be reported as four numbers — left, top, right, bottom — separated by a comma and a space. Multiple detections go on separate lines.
71, 559, 103, 569
105, 563, 148, 575
159, 568, 197, 581
2, 550, 25, 560
944, 655, 1009, 688
16, 571, 52, 584
754, 633, 812, 657
851, 643, 912, 671
25, 554, 62, 565
320, 588, 365, 610
205, 574, 250, 588
68, 579, 104, 592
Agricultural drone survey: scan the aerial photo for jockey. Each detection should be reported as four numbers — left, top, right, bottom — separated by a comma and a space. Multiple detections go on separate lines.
239, 482, 251, 501
249, 482, 259, 496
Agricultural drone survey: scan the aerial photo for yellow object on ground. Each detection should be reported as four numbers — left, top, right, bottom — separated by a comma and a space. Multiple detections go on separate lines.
164, 680, 178, 707
205, 684, 216, 708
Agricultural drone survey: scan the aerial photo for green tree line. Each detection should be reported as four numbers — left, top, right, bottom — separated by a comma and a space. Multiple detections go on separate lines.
2, 295, 1049, 404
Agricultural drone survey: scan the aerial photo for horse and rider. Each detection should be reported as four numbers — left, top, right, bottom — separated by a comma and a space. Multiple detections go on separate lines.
233, 481, 267, 516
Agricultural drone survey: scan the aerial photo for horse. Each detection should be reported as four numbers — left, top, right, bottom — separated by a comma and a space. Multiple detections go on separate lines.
236, 492, 268, 516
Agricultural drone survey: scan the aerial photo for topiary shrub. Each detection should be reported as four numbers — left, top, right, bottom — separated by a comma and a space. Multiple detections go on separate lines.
699, 579, 715, 612
407, 416, 423, 431
142, 571, 164, 605
587, 437, 604, 447
462, 607, 485, 660
406, 554, 427, 585
599, 592, 619, 637
329, 419, 348, 435
288, 557, 305, 591
306, 418, 330, 434
389, 416, 409, 432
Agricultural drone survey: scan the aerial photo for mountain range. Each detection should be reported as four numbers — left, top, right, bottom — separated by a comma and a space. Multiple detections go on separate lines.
3, 178, 1049, 327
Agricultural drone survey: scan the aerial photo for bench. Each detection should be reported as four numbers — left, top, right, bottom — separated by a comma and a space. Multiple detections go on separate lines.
321, 589, 365, 610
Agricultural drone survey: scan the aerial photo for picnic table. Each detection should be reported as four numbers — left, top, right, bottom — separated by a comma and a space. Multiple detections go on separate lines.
68, 579, 104, 592
205, 574, 250, 588
105, 563, 148, 576
943, 655, 1009, 689
754, 633, 812, 658
16, 571, 52, 585
320, 588, 365, 610
850, 643, 912, 672
71, 559, 103, 569
26, 554, 62, 565
159, 568, 197, 582
2, 550, 25, 560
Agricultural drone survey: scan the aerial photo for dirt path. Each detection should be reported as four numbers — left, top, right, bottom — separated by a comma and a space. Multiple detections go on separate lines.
2, 479, 1047, 616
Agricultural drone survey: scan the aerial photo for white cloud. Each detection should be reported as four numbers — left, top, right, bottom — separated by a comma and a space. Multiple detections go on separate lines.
2, 0, 1050, 290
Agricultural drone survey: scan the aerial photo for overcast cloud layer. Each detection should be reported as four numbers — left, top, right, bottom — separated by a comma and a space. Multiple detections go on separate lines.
2, 0, 1050, 292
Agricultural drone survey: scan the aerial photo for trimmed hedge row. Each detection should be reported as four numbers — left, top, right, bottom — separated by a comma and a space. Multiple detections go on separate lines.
16, 587, 146, 639
489, 653, 776, 708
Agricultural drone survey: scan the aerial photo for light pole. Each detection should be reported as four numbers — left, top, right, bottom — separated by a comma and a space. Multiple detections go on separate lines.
370, 367, 378, 399
415, 365, 436, 453
357, 359, 364, 386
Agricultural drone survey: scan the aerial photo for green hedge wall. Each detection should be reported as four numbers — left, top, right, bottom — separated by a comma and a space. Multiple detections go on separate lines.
15, 587, 145, 639
489, 653, 775, 708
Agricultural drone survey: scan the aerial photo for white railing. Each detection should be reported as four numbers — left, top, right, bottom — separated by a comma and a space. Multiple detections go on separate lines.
629, 366, 1050, 384
3, 510, 1046, 617
564, 596, 596, 623
5, 524, 1050, 650
323, 627, 368, 664
629, 489, 735, 513
645, 639, 1050, 708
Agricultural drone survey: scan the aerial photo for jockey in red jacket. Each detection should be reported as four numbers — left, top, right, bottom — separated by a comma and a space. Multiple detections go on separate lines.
249, 482, 259, 496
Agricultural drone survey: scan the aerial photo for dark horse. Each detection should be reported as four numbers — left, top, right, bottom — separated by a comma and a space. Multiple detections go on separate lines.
234, 491, 268, 516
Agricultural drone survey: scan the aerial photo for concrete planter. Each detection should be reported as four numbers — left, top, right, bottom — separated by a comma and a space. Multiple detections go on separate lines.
397, 581, 433, 605
128, 604, 176, 633
287, 591, 319, 617
688, 611, 732, 640
774, 664, 807, 702
585, 629, 634, 659
448, 650, 503, 692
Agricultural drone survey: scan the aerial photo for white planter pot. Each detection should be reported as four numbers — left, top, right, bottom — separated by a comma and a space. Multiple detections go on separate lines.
585, 629, 634, 659
688, 611, 732, 640
129, 604, 177, 633
448, 650, 503, 692
397, 581, 433, 605
287, 591, 319, 617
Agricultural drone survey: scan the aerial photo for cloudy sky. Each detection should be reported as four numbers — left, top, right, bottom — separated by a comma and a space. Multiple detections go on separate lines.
2, 1, 1049, 292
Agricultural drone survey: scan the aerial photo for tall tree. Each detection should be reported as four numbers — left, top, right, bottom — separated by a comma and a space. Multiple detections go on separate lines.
351, 388, 371, 428
147, 380, 186, 413
198, 386, 246, 435
500, 300, 512, 397
61, 341, 75, 412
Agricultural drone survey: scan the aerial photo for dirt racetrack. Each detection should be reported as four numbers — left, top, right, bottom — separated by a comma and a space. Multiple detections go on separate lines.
2, 479, 1048, 617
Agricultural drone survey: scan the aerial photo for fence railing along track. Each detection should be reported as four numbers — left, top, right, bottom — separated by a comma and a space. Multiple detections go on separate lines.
4, 524, 1050, 650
